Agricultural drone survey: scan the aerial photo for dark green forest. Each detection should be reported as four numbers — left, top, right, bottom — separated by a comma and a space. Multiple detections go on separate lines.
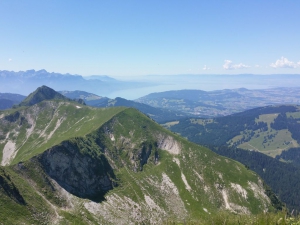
170, 105, 298, 147
276, 147, 300, 168
271, 112, 300, 144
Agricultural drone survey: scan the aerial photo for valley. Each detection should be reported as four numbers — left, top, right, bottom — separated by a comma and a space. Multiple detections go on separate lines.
136, 88, 300, 117
167, 105, 300, 157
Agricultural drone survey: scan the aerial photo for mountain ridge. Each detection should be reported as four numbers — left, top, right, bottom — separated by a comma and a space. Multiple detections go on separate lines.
0, 69, 156, 98
59, 90, 189, 123
0, 93, 26, 110
0, 86, 278, 224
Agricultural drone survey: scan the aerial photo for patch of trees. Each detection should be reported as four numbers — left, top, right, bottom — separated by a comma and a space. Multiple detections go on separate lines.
271, 113, 288, 130
276, 147, 300, 168
262, 105, 297, 114
288, 123, 300, 144
170, 105, 299, 146
4, 111, 20, 123
170, 113, 268, 146
271, 113, 300, 144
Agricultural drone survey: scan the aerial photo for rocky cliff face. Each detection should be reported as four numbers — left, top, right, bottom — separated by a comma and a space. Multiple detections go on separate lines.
38, 139, 116, 201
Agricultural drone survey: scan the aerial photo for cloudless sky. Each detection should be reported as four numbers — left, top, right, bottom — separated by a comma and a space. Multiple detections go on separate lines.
1, 0, 300, 76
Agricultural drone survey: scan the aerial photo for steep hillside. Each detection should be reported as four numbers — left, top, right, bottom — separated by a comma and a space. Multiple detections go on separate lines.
210, 146, 300, 211
0, 99, 277, 223
0, 100, 124, 165
166, 105, 300, 211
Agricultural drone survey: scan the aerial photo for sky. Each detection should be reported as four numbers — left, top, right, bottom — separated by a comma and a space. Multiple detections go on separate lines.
1, 0, 300, 76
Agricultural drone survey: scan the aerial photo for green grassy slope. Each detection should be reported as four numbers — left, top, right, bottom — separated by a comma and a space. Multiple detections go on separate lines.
0, 104, 277, 224
0, 100, 125, 164
0, 166, 59, 224
166, 105, 300, 212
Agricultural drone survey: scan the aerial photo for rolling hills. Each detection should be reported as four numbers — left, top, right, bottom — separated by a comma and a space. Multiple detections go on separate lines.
59, 90, 110, 106
0, 86, 278, 224
136, 88, 300, 117
167, 105, 300, 157
0, 93, 26, 110
60, 90, 189, 123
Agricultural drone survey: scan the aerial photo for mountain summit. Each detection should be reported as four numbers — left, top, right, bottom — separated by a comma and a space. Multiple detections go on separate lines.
0, 90, 279, 223
18, 85, 69, 107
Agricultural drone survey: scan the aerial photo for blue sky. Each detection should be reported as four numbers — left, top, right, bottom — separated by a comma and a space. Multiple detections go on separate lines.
1, 0, 300, 76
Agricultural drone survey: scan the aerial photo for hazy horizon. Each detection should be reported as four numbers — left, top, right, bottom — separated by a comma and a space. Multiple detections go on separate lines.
107, 75, 300, 100
2, 68, 300, 99
1, 1, 300, 99
1, 1, 300, 76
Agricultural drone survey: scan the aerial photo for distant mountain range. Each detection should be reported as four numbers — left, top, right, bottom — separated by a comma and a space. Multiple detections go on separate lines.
82, 75, 117, 81
3, 69, 300, 101
0, 93, 26, 110
59, 90, 110, 106
0, 69, 156, 97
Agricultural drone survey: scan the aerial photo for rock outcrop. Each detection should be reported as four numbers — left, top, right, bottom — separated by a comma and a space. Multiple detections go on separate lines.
39, 139, 116, 202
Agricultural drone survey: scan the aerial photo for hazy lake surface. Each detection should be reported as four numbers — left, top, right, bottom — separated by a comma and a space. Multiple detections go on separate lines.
107, 75, 300, 100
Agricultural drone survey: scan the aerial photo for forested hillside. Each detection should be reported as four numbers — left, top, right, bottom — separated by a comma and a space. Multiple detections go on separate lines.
210, 146, 300, 211
276, 147, 300, 168
168, 105, 300, 156
167, 105, 300, 211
